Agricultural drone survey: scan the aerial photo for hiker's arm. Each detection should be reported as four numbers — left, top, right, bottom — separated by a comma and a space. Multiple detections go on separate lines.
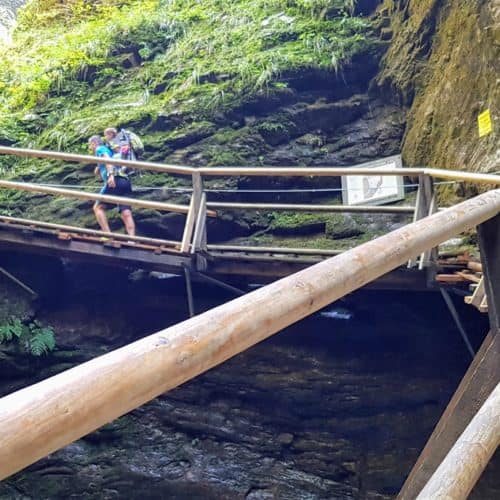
94, 154, 116, 187
102, 153, 116, 188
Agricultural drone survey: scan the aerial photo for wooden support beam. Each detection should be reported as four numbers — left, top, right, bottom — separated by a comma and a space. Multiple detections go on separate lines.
465, 279, 486, 306
184, 267, 195, 318
397, 331, 500, 499
0, 189, 499, 480
409, 175, 437, 269
416, 382, 500, 499
0, 266, 37, 297
180, 173, 203, 254
418, 176, 438, 270
0, 226, 192, 272
192, 193, 208, 271
189, 269, 246, 296
478, 213, 500, 334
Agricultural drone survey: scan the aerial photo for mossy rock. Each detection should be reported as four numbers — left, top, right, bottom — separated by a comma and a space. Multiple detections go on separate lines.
325, 214, 364, 239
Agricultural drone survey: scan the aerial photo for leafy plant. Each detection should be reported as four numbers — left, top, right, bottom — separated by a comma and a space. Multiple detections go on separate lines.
0, 318, 56, 356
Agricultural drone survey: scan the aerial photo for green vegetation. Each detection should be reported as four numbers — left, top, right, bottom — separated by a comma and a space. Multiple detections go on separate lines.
270, 211, 328, 230
0, 317, 56, 356
0, 0, 373, 152
0, 0, 377, 237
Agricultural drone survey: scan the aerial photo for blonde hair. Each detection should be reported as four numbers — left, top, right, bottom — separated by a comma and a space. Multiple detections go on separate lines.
104, 127, 117, 137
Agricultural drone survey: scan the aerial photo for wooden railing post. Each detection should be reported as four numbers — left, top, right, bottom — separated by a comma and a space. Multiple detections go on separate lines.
408, 175, 437, 269
180, 172, 203, 253
192, 192, 208, 271
478, 213, 500, 335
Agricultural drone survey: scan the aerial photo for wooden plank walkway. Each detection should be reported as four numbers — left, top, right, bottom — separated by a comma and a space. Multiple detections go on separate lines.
0, 214, 435, 289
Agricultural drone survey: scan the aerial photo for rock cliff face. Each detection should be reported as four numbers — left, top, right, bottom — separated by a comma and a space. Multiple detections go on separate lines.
375, 0, 499, 174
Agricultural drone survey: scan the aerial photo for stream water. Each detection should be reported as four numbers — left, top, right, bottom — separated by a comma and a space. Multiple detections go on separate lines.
0, 269, 498, 499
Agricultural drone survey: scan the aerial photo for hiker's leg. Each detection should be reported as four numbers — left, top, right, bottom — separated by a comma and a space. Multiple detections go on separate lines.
121, 209, 136, 236
94, 203, 111, 232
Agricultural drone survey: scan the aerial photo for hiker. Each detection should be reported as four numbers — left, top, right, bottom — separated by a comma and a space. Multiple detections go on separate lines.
88, 135, 136, 236
104, 126, 143, 160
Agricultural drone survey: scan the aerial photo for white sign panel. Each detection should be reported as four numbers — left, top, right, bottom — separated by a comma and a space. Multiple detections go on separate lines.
341, 155, 404, 206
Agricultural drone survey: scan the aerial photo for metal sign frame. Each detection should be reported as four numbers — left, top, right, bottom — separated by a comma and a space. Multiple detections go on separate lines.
341, 155, 405, 206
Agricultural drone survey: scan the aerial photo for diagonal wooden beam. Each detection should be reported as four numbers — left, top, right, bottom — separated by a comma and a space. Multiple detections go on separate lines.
399, 212, 500, 499
397, 330, 500, 499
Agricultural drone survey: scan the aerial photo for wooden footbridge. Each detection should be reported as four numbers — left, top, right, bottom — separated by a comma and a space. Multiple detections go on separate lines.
0, 145, 499, 498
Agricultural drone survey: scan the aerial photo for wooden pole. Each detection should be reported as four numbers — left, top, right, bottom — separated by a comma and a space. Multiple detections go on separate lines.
207, 202, 415, 214
416, 382, 500, 500
199, 166, 425, 177
0, 179, 191, 215
0, 267, 37, 297
0, 146, 194, 175
1, 146, 499, 184
180, 173, 203, 254
0, 189, 499, 480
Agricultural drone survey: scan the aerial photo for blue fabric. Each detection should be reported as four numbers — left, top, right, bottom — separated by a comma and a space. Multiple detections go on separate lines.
95, 145, 114, 183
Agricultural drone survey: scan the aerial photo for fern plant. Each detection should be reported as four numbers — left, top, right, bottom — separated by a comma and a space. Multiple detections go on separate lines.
0, 318, 56, 356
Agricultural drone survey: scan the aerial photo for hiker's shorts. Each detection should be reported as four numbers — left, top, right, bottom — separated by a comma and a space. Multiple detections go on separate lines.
96, 176, 133, 213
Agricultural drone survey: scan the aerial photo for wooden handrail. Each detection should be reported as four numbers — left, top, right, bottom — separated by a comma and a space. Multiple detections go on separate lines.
199, 166, 425, 176
0, 189, 499, 480
207, 202, 415, 213
1, 146, 499, 184
0, 179, 216, 217
0, 146, 194, 175
0, 179, 191, 214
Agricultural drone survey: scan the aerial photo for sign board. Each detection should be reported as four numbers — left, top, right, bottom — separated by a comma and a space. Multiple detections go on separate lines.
341, 155, 405, 206
478, 109, 493, 137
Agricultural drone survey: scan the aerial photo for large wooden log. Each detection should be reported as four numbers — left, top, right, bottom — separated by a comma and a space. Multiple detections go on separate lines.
0, 189, 499, 480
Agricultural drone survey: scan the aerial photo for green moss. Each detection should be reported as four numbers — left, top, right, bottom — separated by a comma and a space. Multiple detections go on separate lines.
271, 211, 325, 228
0, 0, 378, 236
377, 0, 498, 174
0, 0, 373, 152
